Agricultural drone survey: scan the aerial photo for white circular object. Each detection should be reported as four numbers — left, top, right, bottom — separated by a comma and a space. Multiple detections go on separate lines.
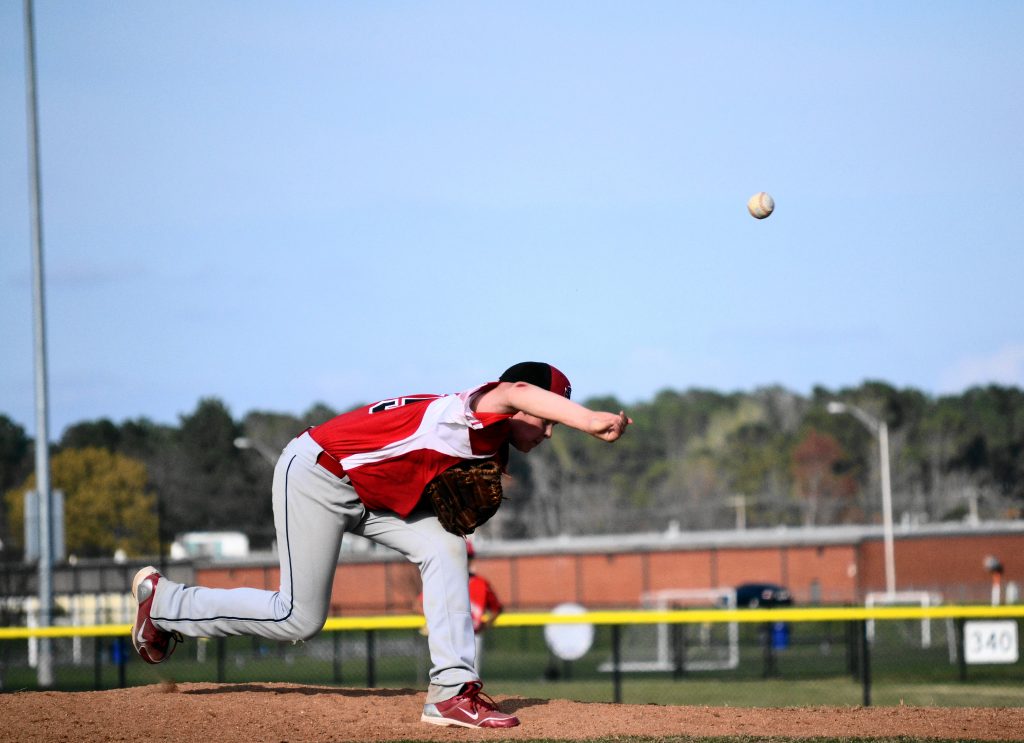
543, 603, 595, 661
747, 191, 775, 219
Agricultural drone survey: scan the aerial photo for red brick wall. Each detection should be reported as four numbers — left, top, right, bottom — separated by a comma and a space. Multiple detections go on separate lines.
859, 533, 1023, 603
195, 531, 1023, 614
579, 553, 645, 606
646, 551, 715, 593
509, 554, 579, 607
783, 545, 859, 604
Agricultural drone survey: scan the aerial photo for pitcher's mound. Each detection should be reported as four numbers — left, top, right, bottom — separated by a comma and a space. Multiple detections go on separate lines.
2, 682, 1022, 742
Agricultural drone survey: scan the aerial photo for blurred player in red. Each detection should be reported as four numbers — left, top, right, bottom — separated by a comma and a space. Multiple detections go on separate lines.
466, 541, 503, 673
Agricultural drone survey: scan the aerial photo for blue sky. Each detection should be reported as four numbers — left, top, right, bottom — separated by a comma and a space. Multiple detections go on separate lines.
3, 2, 1023, 438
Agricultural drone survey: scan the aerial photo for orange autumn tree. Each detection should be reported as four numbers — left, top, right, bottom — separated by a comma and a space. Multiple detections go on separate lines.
791, 428, 858, 526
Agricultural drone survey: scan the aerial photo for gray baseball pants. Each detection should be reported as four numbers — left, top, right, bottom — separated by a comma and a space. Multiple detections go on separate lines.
149, 431, 476, 702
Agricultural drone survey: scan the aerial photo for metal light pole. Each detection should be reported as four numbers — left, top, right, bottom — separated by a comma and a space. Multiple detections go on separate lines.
827, 401, 896, 596
727, 495, 747, 531
23, 0, 55, 687
233, 436, 278, 466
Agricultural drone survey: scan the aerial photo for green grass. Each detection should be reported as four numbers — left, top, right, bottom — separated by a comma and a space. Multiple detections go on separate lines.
495, 677, 1024, 707
3, 622, 1022, 709
7, 658, 1022, 709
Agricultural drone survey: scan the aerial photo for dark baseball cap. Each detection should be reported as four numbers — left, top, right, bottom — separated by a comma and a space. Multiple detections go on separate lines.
499, 361, 572, 399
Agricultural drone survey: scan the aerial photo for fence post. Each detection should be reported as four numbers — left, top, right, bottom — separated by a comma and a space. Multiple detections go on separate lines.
332, 631, 343, 683
671, 622, 686, 680
116, 638, 128, 687
216, 637, 226, 683
954, 618, 967, 682
761, 623, 777, 678
366, 630, 376, 688
846, 620, 858, 679
611, 624, 622, 704
93, 637, 103, 690
858, 620, 871, 707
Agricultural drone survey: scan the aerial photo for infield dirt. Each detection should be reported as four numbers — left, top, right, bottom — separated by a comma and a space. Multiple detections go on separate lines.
2, 682, 1022, 742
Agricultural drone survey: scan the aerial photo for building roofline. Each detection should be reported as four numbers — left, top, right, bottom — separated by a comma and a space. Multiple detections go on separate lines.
192, 519, 1024, 567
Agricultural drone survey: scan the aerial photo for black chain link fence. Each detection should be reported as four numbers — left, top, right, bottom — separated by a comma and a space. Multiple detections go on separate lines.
3, 616, 1022, 706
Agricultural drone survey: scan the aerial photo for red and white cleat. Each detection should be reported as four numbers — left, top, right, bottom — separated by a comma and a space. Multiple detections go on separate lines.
131, 566, 182, 664
421, 682, 520, 728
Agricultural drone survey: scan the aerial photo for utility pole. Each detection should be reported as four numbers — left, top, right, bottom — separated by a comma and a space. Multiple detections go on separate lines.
23, 0, 55, 687
827, 401, 896, 596
727, 495, 747, 531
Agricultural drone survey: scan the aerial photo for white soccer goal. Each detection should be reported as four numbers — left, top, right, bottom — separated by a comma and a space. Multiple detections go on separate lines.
599, 588, 740, 673
865, 590, 956, 660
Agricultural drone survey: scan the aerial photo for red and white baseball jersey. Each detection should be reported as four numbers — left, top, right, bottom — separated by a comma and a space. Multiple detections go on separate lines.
308, 383, 512, 517
469, 573, 504, 633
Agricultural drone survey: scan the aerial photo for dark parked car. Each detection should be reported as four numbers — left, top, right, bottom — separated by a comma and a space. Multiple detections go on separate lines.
734, 582, 793, 608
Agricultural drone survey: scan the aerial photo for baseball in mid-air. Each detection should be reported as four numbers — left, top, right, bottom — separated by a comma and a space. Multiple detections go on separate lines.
747, 192, 775, 219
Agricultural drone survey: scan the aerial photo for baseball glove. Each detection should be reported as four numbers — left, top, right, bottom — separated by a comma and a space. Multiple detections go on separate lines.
423, 460, 504, 536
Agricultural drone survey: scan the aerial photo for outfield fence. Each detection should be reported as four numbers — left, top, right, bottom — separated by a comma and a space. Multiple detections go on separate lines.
1, 605, 1022, 707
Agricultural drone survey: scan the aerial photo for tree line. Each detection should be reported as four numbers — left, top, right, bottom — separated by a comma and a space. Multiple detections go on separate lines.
1, 381, 1022, 559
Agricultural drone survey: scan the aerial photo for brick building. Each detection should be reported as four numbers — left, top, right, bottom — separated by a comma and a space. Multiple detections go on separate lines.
190, 521, 1024, 615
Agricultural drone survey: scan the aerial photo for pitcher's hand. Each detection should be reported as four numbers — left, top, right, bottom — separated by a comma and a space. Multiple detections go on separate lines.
587, 411, 632, 442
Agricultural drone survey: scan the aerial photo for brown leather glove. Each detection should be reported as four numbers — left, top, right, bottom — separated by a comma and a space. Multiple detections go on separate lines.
423, 460, 504, 536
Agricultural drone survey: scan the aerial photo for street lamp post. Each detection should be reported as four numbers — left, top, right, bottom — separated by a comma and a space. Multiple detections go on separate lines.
827, 401, 896, 596
233, 436, 278, 466
727, 495, 748, 531
24, 0, 54, 688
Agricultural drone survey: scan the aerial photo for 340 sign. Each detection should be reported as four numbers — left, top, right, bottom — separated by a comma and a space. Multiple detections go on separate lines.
963, 621, 1019, 664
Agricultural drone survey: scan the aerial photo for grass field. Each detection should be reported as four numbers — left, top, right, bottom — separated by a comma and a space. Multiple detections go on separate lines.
4, 634, 1023, 710
497, 677, 1024, 707
5, 665, 1023, 708
3, 618, 1022, 712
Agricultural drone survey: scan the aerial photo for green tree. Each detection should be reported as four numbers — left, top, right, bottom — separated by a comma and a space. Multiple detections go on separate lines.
0, 415, 32, 493
239, 410, 304, 459
60, 418, 122, 451
6, 377, 1021, 545
724, 421, 786, 500
0, 415, 32, 548
957, 386, 1024, 499
301, 402, 341, 427
4, 447, 157, 557
163, 398, 272, 546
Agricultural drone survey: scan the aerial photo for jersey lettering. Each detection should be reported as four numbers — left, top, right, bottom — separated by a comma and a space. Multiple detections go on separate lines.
369, 396, 437, 414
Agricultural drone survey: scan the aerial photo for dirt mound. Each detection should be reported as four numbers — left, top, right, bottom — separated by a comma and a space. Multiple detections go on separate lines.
2, 682, 1022, 742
